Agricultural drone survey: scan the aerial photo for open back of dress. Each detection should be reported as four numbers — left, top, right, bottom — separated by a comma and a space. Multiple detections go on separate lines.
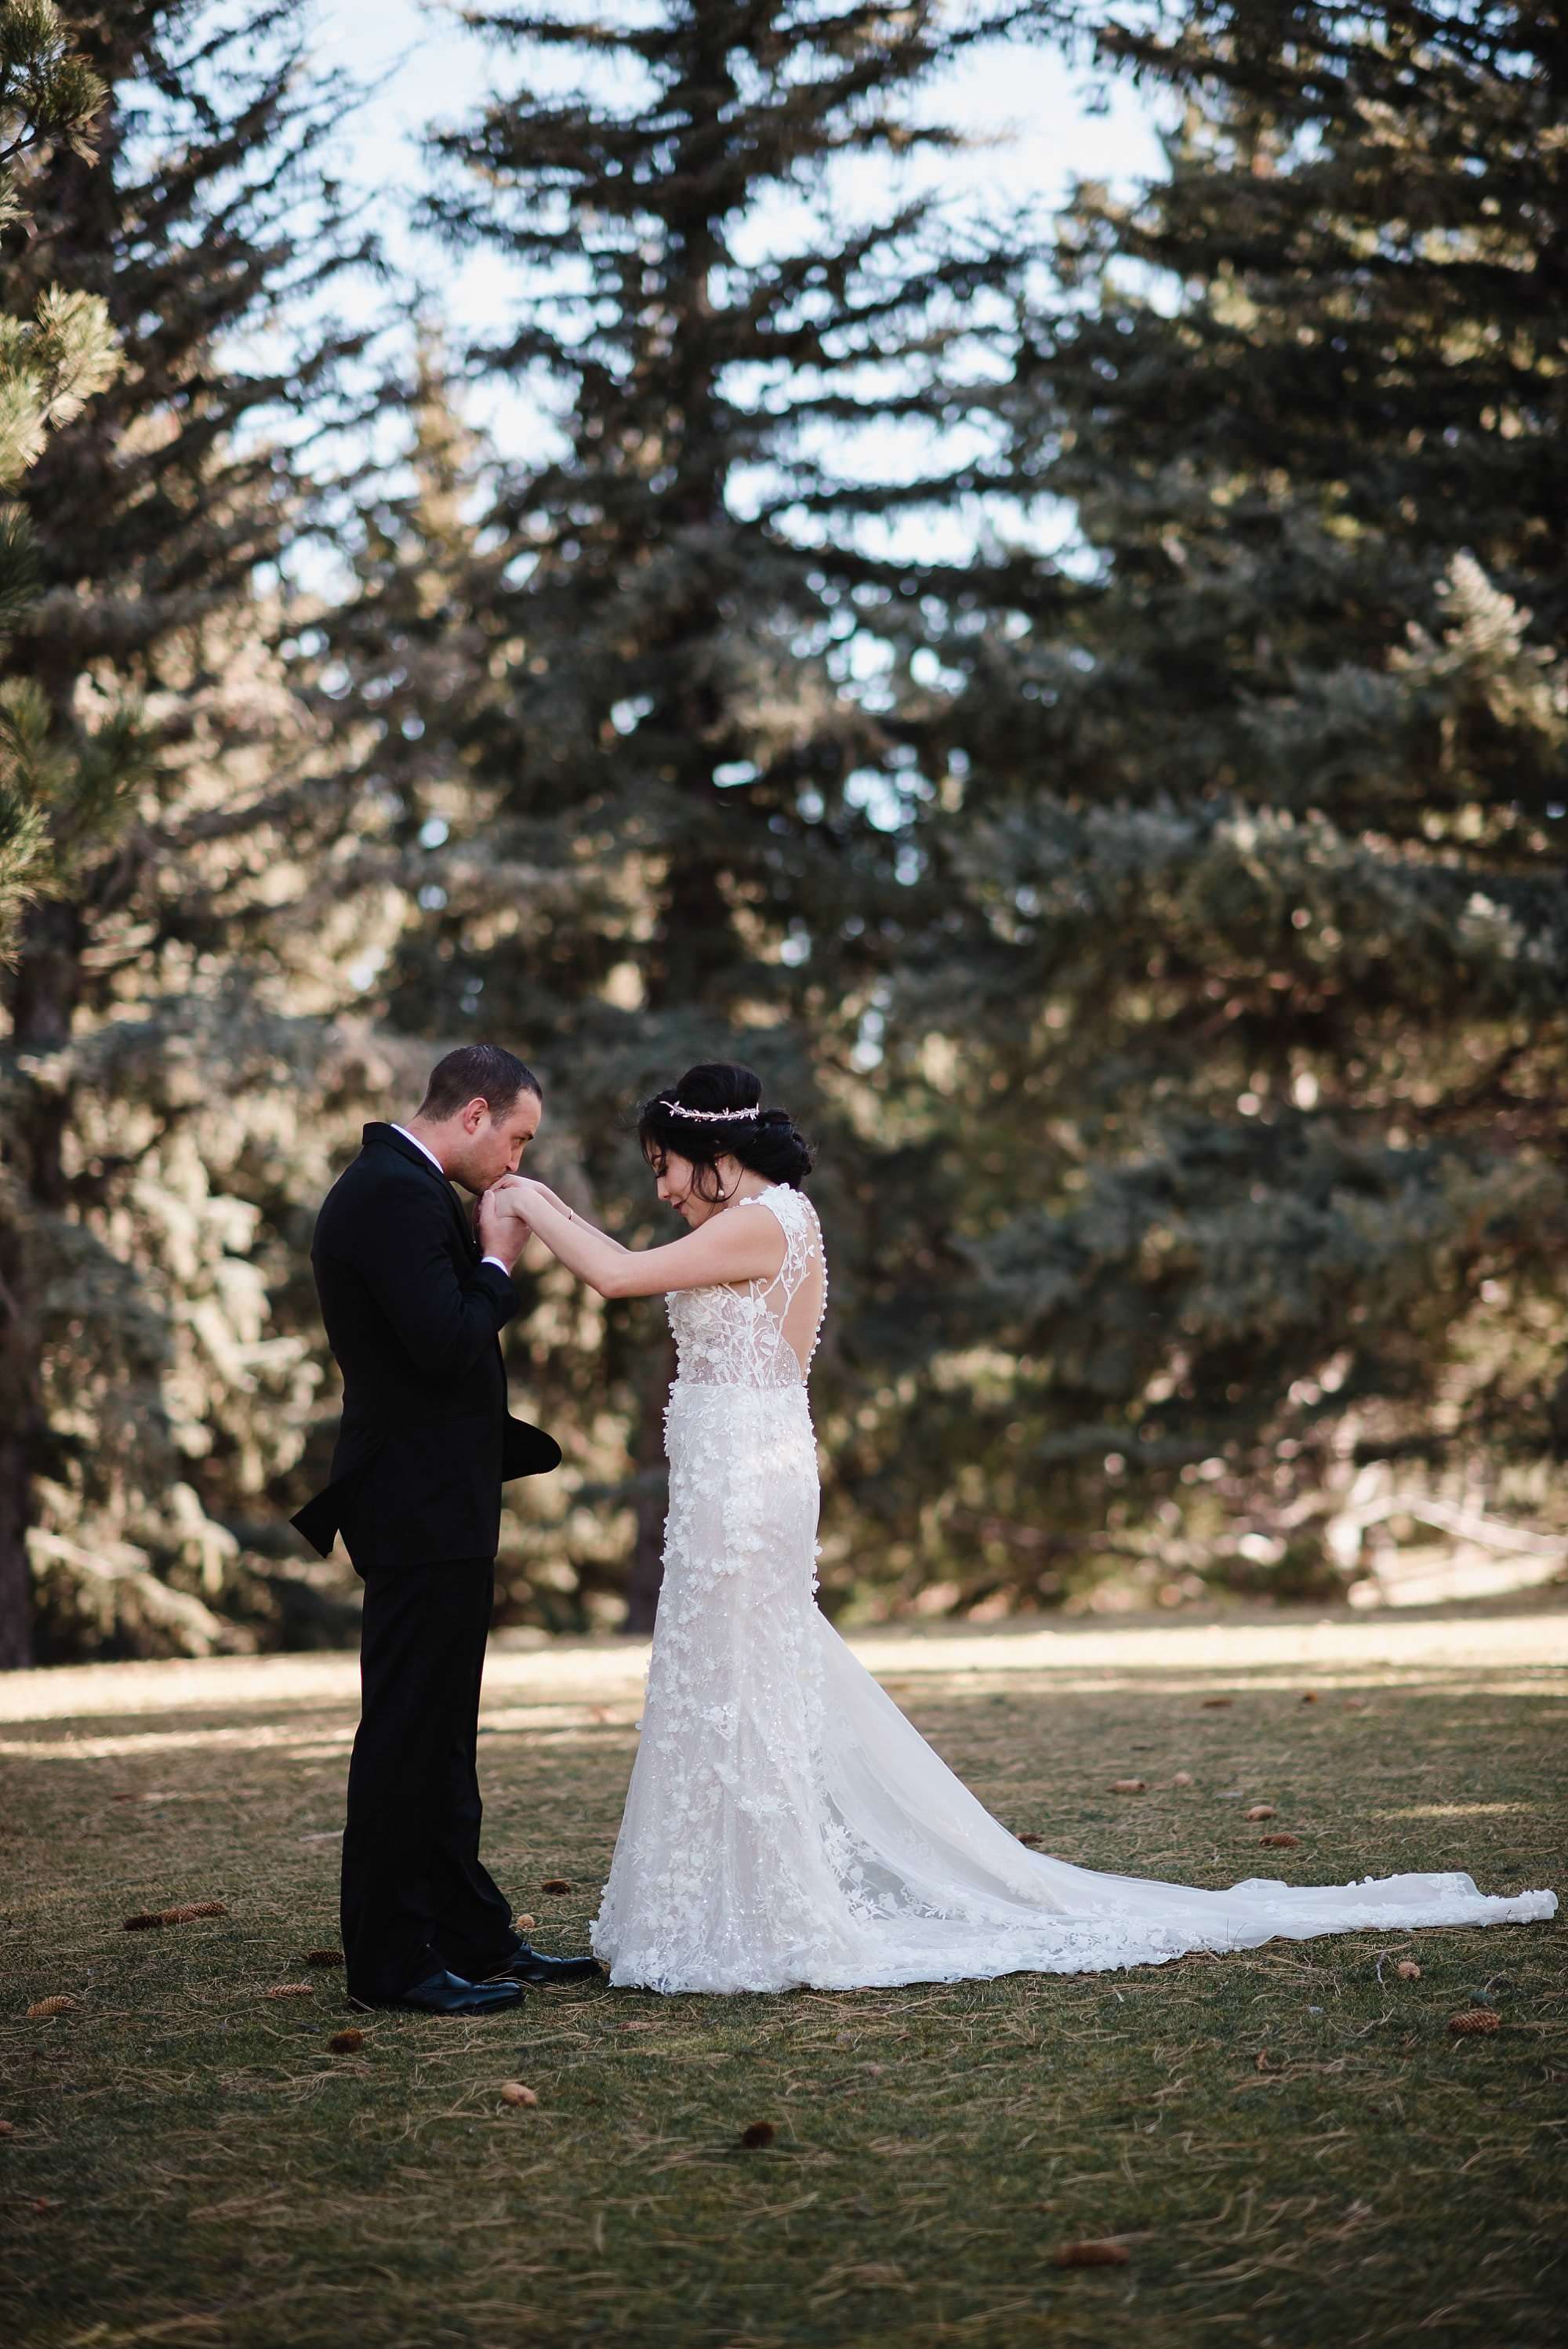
748, 1189, 826, 1382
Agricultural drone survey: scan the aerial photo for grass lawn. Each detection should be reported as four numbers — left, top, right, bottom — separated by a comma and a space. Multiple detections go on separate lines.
2, 1603, 1564, 2349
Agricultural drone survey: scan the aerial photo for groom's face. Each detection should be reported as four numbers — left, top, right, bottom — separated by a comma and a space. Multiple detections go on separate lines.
451, 1087, 542, 1193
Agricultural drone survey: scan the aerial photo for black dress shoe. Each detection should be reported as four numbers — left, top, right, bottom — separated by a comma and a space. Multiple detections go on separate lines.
488, 1944, 603, 1985
351, 1969, 525, 2016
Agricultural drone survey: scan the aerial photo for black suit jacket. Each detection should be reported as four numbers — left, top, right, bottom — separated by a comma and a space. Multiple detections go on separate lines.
292, 1124, 560, 1572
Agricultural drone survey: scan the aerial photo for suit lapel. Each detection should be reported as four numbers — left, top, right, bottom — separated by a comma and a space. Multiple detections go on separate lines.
364, 1124, 481, 1261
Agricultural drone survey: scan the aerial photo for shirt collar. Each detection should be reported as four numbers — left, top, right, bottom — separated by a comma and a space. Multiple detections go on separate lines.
390, 1123, 448, 1178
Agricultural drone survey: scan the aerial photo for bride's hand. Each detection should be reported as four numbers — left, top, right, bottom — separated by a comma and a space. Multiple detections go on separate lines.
492, 1174, 550, 1209
492, 1175, 571, 1240
497, 1174, 568, 1215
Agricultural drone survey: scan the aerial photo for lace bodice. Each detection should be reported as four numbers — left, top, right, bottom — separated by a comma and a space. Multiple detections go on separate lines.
665, 1184, 826, 1390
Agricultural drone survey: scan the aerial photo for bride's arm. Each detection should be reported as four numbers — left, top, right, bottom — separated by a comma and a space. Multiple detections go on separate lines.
500, 1177, 630, 1254
497, 1179, 784, 1300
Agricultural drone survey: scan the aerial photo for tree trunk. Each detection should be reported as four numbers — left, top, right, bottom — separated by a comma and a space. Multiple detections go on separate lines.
0, 895, 84, 1666
0, 1204, 34, 1670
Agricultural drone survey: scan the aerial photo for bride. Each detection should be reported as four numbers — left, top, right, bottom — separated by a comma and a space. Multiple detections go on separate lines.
497, 1062, 1557, 1995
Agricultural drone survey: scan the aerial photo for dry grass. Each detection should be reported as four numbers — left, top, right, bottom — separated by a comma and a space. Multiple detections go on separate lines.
2, 1603, 1565, 2349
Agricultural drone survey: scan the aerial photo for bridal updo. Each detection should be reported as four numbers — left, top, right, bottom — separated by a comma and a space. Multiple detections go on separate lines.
637, 1062, 814, 1200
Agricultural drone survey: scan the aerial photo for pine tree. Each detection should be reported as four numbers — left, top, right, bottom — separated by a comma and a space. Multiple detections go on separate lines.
0, 0, 121, 1000
0, 2, 115, 560
315, 333, 488, 815
414, 0, 1048, 1625
0, 1, 378, 1666
913, 2, 1568, 1607
0, 0, 120, 1666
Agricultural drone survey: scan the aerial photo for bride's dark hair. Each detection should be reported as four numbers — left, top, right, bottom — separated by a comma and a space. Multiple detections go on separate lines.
637, 1062, 814, 1201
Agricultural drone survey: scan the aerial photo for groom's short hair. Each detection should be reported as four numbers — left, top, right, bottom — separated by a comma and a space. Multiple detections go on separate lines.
417, 1044, 541, 1122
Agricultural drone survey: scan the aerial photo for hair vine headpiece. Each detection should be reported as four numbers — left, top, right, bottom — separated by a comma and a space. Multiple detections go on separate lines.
658, 1096, 760, 1124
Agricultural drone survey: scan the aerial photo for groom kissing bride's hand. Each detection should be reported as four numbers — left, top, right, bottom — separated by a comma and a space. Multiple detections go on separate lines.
293, 1047, 1556, 2013
292, 1045, 601, 2017
474, 1173, 532, 1261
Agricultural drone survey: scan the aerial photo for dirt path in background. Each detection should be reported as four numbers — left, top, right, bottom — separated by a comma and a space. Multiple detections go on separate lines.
3, 1594, 1566, 1728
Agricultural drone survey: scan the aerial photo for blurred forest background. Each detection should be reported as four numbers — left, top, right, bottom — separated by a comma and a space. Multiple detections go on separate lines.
1, 0, 1564, 1670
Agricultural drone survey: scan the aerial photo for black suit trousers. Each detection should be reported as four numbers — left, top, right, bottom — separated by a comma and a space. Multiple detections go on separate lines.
340, 1554, 520, 2001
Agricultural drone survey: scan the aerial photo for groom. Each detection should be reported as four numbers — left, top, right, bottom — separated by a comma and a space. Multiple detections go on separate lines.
292, 1044, 597, 2013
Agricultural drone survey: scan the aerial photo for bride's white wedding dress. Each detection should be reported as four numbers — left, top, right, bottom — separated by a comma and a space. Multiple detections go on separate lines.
590, 1184, 1558, 1993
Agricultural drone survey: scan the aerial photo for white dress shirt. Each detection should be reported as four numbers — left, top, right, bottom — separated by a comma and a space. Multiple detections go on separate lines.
390, 1124, 511, 1276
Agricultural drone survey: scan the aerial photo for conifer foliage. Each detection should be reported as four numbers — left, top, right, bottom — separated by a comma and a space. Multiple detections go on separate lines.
0, 1, 378, 1666
0, 0, 120, 1665
414, 0, 1045, 1625
919, 2, 1568, 1604
0, 0, 121, 967
2, 2, 1564, 1661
